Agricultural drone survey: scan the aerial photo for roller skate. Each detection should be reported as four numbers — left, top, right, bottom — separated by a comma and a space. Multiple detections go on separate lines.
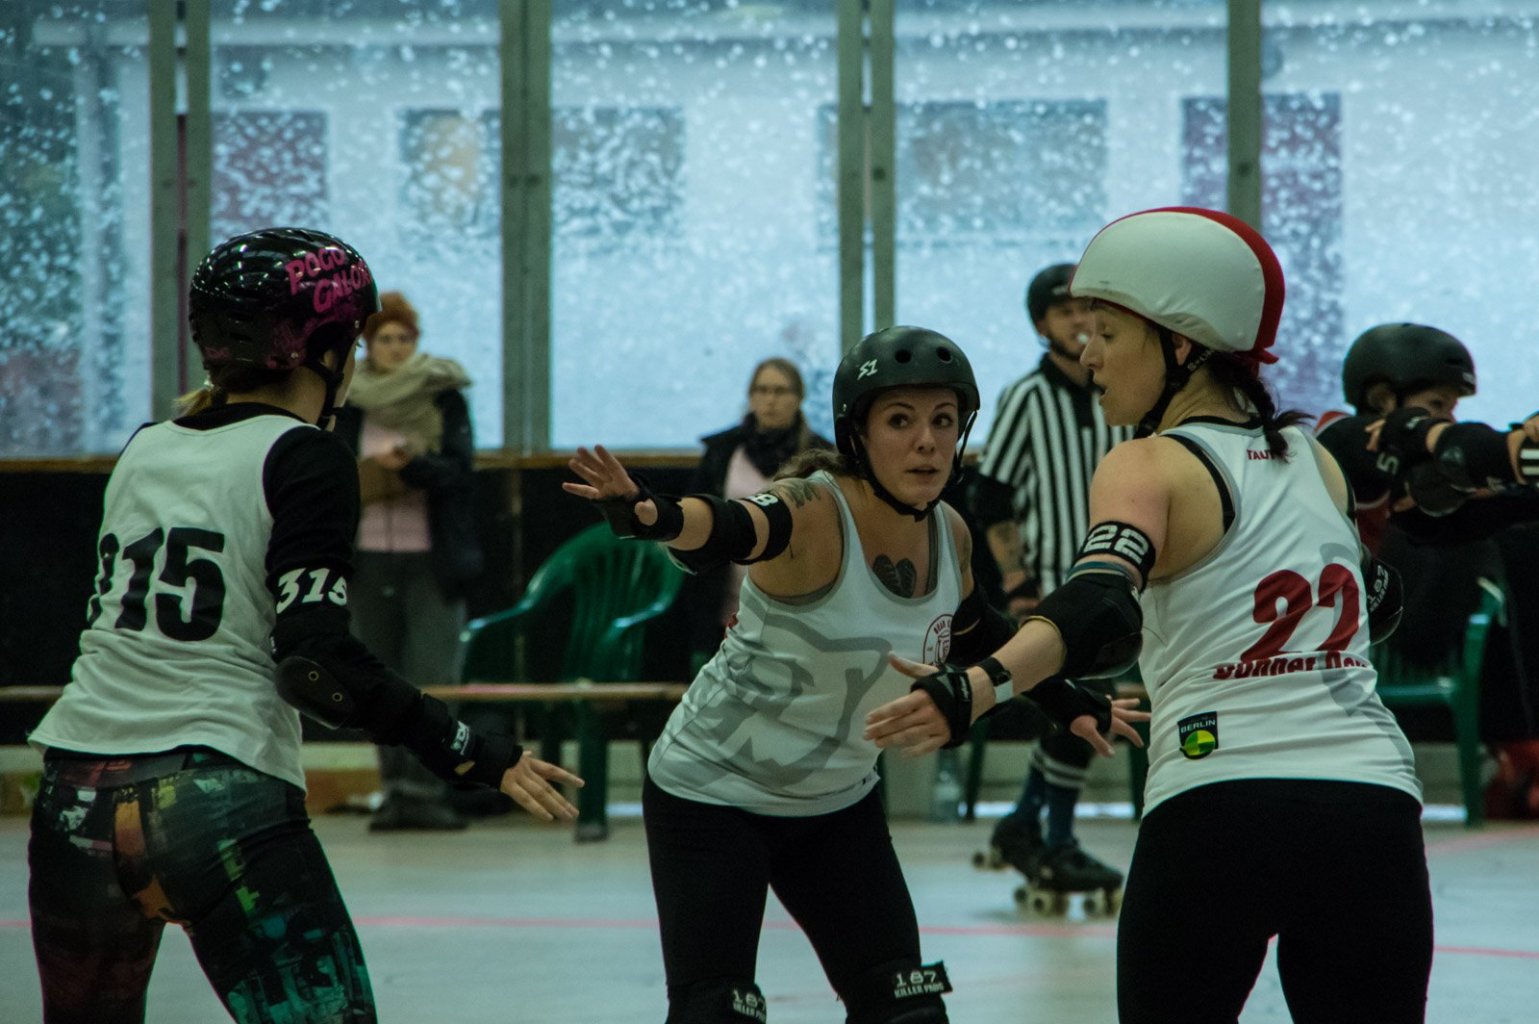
1013, 838, 1123, 916
971, 811, 1044, 877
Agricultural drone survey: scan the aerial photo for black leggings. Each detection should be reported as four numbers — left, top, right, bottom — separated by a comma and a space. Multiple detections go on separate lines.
643, 777, 936, 1021
1117, 779, 1432, 1024
29, 749, 373, 1024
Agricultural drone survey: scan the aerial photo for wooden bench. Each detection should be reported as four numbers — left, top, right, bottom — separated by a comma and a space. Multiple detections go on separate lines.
1, 682, 687, 838
0, 682, 687, 703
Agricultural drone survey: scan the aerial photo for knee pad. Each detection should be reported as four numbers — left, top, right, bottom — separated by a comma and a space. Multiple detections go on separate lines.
667, 979, 768, 1024
840, 959, 951, 1024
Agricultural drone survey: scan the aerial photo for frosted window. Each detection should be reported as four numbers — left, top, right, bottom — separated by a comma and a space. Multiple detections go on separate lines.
1182, 94, 1343, 416
550, 2, 840, 449
1, 2, 153, 455
893, 0, 1227, 440
1268, 5, 1539, 424
213, 0, 504, 445
816, 100, 1106, 249
212, 110, 329, 241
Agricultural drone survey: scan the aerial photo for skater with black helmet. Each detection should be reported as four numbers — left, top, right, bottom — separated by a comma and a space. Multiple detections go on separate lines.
27, 228, 581, 1024
564, 325, 1145, 1024
1317, 322, 1539, 552
866, 208, 1434, 1022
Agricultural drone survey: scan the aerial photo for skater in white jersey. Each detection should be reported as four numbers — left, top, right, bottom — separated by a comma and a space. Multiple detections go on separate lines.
564, 325, 1145, 1024
27, 228, 580, 1024
867, 208, 1432, 1023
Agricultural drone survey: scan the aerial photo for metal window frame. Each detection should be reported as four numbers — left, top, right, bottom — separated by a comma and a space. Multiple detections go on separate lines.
146, 1, 1263, 453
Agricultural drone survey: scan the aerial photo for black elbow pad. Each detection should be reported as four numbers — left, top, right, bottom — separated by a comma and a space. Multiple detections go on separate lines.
1027, 565, 1143, 679
670, 492, 791, 574
276, 655, 359, 730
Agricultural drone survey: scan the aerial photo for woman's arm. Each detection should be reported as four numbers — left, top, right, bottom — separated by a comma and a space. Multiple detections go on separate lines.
563, 445, 835, 594
266, 428, 580, 820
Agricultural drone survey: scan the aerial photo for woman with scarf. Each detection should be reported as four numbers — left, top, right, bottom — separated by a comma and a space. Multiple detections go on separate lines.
684, 357, 832, 667
335, 291, 485, 831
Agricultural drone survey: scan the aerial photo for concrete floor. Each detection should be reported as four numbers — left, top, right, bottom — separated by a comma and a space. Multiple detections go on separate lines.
2, 811, 1537, 1022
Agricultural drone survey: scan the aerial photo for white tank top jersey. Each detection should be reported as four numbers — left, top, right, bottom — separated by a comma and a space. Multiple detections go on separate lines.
1137, 421, 1421, 814
648, 471, 964, 816
30, 414, 316, 790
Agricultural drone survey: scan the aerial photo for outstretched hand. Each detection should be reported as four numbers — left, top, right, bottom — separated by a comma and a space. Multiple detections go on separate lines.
866, 654, 1148, 758
561, 445, 659, 528
499, 752, 584, 823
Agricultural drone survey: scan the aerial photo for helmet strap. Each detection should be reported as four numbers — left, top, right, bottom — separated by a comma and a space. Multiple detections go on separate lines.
1136, 332, 1212, 437
848, 410, 977, 522
302, 353, 347, 429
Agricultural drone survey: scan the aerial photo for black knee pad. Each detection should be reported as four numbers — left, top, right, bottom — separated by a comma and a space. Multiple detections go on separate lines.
667, 979, 768, 1024
840, 960, 951, 1024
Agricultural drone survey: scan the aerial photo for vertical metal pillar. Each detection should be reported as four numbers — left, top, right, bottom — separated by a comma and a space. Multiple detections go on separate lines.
501, 0, 552, 453
184, 0, 212, 390
868, 0, 896, 331
1227, 0, 1264, 229
148, 1, 179, 419
835, 0, 865, 353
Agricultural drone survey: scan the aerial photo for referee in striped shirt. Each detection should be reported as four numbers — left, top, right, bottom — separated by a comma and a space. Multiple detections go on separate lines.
968, 262, 1133, 895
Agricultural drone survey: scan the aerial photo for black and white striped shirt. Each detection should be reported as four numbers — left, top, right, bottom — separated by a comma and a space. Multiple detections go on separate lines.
975, 356, 1132, 592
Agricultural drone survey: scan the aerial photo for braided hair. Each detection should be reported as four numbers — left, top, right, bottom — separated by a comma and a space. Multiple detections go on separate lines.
1206, 352, 1311, 459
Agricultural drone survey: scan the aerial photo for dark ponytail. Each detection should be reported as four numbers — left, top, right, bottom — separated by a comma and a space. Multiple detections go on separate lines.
1207, 354, 1312, 458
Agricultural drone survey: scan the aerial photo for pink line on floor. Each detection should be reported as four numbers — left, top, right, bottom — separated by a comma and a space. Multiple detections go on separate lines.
3, 917, 1536, 961
1424, 825, 1539, 855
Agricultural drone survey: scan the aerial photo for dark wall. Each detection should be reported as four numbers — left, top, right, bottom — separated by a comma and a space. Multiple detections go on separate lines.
0, 473, 107, 740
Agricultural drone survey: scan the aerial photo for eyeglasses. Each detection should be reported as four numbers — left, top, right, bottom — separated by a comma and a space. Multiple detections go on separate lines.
751, 384, 797, 397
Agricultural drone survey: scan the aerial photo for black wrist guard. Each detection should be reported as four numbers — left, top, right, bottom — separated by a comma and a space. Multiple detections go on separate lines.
1379, 406, 1447, 461
593, 471, 684, 541
1399, 461, 1471, 517
909, 664, 975, 749
1027, 676, 1113, 735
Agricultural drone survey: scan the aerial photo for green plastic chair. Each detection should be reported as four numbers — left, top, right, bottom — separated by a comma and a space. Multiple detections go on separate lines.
460, 523, 683, 841
1374, 578, 1504, 829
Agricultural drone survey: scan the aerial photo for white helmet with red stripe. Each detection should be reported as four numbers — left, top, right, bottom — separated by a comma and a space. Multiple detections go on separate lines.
1070, 206, 1286, 434
1070, 206, 1284, 366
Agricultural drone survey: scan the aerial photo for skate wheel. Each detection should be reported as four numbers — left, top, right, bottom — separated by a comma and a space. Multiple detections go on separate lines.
973, 846, 1006, 870
1025, 889, 1065, 914
1013, 885, 1028, 904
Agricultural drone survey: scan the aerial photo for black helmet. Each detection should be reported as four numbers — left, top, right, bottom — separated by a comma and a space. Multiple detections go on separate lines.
189, 227, 379, 374
1342, 323, 1476, 414
1024, 262, 1076, 324
832, 325, 979, 519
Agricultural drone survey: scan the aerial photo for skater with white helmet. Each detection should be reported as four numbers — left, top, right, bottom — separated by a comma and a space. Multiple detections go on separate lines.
867, 207, 1433, 1023
565, 324, 1145, 1024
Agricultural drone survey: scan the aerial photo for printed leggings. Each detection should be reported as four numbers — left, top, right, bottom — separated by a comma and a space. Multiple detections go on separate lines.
29, 748, 373, 1024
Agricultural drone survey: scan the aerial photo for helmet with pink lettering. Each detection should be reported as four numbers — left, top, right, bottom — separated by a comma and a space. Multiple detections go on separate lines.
189, 227, 379, 374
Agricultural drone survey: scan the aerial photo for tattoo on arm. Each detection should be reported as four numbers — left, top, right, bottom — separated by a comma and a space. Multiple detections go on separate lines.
872, 555, 917, 597
772, 478, 820, 509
